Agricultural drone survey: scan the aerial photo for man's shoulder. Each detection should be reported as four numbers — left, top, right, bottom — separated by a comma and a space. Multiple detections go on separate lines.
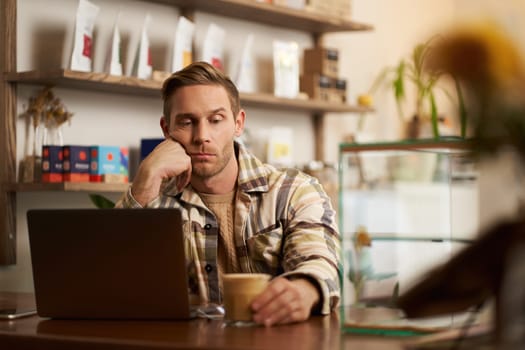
265, 165, 320, 192
236, 142, 316, 191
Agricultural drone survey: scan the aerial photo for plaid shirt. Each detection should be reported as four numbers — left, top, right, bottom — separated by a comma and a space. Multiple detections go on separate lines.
116, 142, 340, 314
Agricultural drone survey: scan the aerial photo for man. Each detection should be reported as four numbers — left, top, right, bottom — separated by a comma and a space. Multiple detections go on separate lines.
117, 61, 340, 326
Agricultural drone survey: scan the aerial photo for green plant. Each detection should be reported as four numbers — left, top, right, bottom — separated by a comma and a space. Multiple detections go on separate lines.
369, 37, 467, 139
89, 194, 115, 209
427, 23, 525, 157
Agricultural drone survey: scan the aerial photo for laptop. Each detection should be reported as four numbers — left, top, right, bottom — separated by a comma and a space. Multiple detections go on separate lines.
27, 208, 194, 320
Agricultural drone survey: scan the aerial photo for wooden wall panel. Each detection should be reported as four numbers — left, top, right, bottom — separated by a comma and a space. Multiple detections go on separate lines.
0, 0, 17, 265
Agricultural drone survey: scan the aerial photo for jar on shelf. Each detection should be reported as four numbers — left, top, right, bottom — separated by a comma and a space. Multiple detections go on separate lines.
42, 118, 64, 146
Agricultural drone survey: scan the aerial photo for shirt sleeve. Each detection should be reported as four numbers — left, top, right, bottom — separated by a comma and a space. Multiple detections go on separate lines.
114, 186, 162, 208
280, 175, 341, 315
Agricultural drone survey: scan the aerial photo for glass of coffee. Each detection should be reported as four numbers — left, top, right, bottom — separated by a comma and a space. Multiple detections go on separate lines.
222, 273, 271, 326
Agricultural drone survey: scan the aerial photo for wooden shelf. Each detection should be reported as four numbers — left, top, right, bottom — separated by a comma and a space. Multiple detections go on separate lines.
5, 182, 129, 193
151, 0, 373, 34
5, 70, 163, 96
6, 70, 372, 114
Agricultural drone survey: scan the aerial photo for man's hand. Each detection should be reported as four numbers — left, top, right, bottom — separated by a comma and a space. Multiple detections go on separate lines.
131, 139, 191, 206
251, 277, 320, 327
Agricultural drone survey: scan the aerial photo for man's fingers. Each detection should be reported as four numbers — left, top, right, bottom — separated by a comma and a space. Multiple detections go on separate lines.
257, 298, 300, 326
251, 278, 287, 311
250, 277, 320, 326
252, 278, 304, 326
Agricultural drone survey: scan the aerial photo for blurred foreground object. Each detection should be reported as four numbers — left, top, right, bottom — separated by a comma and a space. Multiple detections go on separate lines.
426, 22, 525, 159
398, 22, 525, 346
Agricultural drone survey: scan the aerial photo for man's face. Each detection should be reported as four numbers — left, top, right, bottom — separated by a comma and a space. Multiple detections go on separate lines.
164, 84, 244, 179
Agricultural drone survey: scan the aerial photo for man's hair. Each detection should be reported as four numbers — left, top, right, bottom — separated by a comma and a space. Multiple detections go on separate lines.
162, 61, 241, 123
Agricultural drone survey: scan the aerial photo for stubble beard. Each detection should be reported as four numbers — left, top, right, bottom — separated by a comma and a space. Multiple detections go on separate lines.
191, 142, 235, 180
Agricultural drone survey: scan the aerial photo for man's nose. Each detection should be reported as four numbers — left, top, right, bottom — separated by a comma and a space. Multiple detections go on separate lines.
193, 121, 210, 143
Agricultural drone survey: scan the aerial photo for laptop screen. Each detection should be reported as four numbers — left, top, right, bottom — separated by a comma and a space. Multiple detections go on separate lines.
27, 208, 192, 320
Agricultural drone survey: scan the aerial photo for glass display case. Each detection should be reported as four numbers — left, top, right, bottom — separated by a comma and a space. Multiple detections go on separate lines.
338, 139, 480, 333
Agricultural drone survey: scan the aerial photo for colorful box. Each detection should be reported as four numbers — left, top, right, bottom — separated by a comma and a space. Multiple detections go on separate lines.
63, 145, 90, 182
90, 145, 121, 182
119, 147, 129, 183
41, 145, 63, 183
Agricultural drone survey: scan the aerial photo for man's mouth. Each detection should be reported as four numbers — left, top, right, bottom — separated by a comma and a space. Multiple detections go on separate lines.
189, 152, 215, 161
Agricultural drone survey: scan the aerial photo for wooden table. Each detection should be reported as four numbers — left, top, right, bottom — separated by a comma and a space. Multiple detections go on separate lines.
0, 292, 413, 350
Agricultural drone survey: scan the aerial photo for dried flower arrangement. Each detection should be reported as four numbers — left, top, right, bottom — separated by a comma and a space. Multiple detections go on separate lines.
19, 86, 74, 182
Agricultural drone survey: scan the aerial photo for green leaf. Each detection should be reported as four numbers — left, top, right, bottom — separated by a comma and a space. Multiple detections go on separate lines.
393, 61, 406, 100
89, 194, 115, 209
412, 43, 426, 75
455, 78, 468, 138
368, 66, 394, 94
429, 92, 440, 139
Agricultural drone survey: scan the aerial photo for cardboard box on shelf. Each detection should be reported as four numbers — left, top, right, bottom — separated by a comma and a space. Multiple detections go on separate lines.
140, 138, 164, 161
119, 147, 129, 183
63, 145, 90, 182
300, 73, 333, 101
300, 74, 347, 103
335, 78, 347, 103
89, 145, 122, 182
41, 145, 63, 183
303, 47, 339, 79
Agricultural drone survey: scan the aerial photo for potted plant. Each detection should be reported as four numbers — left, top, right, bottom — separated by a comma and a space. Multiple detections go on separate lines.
359, 37, 468, 140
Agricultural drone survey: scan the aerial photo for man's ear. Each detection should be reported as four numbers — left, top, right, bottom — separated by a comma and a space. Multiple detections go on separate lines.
234, 109, 246, 137
160, 116, 170, 138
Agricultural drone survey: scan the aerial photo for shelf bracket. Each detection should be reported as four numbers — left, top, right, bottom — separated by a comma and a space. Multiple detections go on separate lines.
313, 113, 325, 161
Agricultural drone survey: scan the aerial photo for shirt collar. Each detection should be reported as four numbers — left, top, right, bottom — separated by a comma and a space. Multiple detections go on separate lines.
236, 141, 270, 193
161, 141, 270, 198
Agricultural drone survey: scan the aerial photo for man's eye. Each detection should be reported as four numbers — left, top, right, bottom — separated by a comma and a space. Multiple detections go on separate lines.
177, 119, 192, 126
210, 115, 223, 123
